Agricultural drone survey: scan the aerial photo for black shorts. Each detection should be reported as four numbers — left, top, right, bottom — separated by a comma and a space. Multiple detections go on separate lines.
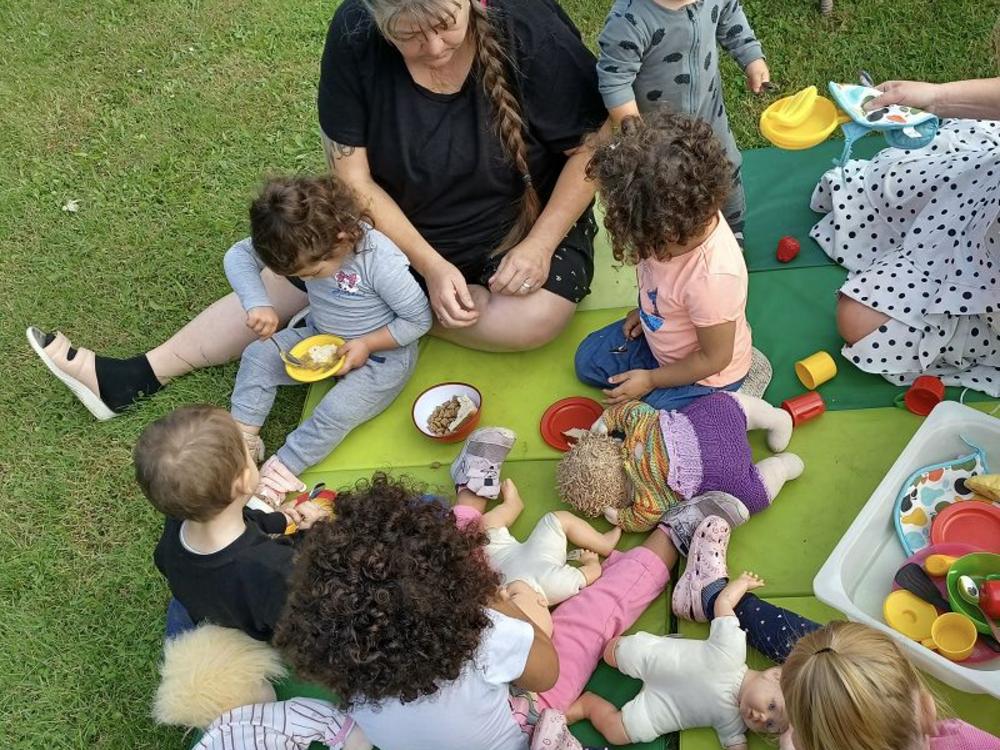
413, 209, 598, 304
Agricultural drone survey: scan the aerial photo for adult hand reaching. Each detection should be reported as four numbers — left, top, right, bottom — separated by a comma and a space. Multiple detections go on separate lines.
425, 258, 479, 328
864, 80, 941, 113
488, 239, 552, 296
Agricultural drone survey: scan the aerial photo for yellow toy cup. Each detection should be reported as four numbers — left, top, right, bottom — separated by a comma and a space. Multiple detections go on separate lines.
921, 612, 977, 662
795, 351, 838, 389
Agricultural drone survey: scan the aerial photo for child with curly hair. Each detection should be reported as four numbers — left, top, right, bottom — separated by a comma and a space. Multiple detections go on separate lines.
275, 434, 682, 750
225, 175, 431, 504
575, 112, 754, 412
782, 621, 1000, 750
596, 0, 770, 238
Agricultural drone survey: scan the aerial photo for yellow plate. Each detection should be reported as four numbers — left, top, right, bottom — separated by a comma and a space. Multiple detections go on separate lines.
284, 334, 346, 383
760, 91, 850, 150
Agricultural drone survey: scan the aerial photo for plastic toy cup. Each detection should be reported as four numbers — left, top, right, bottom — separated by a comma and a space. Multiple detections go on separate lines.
921, 612, 978, 662
795, 351, 838, 389
903, 375, 945, 416
781, 392, 826, 426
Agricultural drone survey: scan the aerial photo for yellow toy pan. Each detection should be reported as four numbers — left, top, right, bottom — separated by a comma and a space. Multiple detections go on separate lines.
760, 89, 851, 150
284, 334, 346, 383
883, 589, 937, 641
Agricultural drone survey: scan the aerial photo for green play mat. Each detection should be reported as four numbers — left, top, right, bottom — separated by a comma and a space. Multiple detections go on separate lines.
278, 142, 999, 749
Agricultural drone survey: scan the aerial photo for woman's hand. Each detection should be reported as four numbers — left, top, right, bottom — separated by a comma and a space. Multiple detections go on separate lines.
425, 258, 479, 328
865, 80, 941, 113
247, 306, 279, 339
745, 58, 770, 94
488, 239, 552, 296
622, 308, 642, 339
602, 368, 655, 405
337, 338, 371, 375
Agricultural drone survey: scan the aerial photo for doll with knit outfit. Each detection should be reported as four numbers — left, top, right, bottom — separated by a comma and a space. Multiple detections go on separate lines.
556, 391, 803, 533
569, 570, 788, 749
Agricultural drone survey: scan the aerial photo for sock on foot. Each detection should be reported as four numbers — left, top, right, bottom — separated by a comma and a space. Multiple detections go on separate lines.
701, 577, 728, 620
94, 354, 163, 412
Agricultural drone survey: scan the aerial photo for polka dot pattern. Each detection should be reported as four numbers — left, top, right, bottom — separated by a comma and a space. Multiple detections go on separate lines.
810, 120, 1000, 396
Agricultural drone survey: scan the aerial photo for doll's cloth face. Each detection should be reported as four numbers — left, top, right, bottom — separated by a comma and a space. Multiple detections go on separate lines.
739, 667, 788, 735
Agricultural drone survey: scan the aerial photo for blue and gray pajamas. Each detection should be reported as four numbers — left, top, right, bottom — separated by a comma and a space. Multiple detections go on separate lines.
224, 229, 432, 474
597, 0, 765, 235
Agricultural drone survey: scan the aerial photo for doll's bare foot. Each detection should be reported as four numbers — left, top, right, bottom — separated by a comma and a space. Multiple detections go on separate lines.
602, 525, 623, 551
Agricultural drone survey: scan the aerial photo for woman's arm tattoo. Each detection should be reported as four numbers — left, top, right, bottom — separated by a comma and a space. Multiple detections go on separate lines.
322, 134, 356, 165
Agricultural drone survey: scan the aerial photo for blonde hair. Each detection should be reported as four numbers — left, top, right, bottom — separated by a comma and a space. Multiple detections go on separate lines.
362, 0, 540, 253
781, 621, 939, 750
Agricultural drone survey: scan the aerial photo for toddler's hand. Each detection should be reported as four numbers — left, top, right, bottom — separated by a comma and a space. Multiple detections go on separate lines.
603, 368, 654, 405
337, 338, 371, 375
246, 306, 279, 340
622, 308, 642, 339
745, 58, 770, 94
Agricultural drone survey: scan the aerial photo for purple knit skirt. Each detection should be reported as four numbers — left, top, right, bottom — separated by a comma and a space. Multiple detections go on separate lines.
659, 392, 770, 514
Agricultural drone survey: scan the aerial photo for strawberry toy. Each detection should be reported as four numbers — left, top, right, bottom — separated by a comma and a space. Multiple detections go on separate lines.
776, 236, 800, 263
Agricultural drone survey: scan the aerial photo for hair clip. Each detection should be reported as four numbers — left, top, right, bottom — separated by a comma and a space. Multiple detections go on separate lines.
814, 646, 836, 655
521, 172, 533, 186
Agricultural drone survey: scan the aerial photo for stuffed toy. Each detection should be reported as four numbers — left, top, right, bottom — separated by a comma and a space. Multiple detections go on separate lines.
154, 623, 369, 750
556, 392, 803, 532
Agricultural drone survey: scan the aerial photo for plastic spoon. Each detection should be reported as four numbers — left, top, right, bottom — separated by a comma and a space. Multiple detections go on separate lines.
894, 563, 951, 611
957, 576, 1000, 644
923, 554, 958, 577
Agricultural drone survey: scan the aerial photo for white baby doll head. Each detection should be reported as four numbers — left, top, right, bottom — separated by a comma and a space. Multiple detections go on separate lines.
506, 580, 553, 636
154, 623, 286, 729
739, 666, 788, 736
555, 433, 631, 517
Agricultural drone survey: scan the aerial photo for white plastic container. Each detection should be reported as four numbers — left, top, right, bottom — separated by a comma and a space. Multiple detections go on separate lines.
814, 400, 1000, 698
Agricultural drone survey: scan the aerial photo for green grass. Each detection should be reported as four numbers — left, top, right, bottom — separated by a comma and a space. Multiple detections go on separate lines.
0, 0, 997, 746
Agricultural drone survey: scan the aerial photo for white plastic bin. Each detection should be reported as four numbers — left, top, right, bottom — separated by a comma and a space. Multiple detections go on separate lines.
814, 400, 1000, 698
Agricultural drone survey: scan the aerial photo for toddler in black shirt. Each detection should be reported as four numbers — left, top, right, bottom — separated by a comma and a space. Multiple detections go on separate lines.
135, 405, 323, 641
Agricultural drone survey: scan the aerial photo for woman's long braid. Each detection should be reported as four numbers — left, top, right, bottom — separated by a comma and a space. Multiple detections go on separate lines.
469, 1, 541, 254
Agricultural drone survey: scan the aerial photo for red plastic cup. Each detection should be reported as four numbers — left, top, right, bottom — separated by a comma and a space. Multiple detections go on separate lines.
781, 391, 826, 426
903, 375, 945, 416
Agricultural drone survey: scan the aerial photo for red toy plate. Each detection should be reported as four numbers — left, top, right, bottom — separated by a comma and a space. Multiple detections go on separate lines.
931, 501, 1000, 553
540, 397, 604, 452
892, 542, 996, 663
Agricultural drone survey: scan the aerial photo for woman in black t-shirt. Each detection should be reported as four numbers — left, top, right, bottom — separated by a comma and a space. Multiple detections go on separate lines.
320, 0, 608, 349
27, 0, 606, 419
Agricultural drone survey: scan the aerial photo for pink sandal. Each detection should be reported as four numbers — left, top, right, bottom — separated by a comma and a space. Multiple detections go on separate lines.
671, 515, 731, 622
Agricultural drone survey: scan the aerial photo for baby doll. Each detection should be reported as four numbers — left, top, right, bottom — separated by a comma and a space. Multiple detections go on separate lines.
556, 391, 803, 532
569, 572, 788, 750
459, 478, 623, 631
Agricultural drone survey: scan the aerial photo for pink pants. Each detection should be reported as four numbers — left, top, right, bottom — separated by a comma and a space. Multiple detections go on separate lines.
452, 505, 670, 712
537, 545, 670, 711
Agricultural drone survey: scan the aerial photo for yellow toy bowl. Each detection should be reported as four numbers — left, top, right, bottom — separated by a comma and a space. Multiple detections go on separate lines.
284, 334, 346, 383
922, 612, 977, 662
760, 87, 850, 150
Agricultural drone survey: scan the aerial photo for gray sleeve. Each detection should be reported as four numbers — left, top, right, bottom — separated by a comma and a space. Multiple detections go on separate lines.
716, 0, 764, 69
597, 15, 648, 110
367, 235, 432, 347
223, 237, 273, 312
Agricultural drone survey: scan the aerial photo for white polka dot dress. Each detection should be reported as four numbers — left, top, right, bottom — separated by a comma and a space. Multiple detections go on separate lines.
810, 119, 1000, 396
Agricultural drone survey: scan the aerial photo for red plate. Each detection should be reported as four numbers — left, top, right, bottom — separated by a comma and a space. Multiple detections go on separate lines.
930, 501, 1000, 553
540, 397, 604, 452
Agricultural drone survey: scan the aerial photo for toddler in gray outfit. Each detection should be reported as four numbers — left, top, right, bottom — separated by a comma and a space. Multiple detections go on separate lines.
225, 176, 431, 504
597, 0, 770, 238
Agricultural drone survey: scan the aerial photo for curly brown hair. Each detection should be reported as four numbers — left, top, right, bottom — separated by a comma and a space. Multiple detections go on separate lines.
249, 175, 369, 276
274, 473, 502, 707
586, 110, 733, 263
